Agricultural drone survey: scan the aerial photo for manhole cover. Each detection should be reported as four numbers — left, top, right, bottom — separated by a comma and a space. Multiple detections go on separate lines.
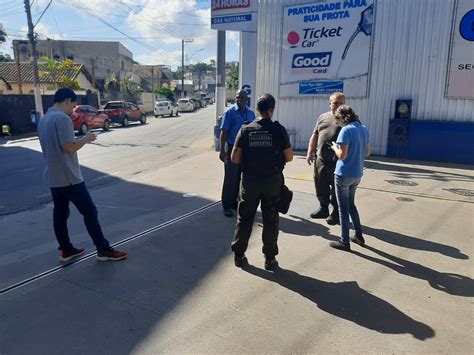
385, 180, 418, 186
396, 197, 415, 202
183, 193, 198, 198
443, 188, 474, 197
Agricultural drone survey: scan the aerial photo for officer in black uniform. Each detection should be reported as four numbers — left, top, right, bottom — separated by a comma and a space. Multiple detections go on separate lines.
230, 94, 293, 271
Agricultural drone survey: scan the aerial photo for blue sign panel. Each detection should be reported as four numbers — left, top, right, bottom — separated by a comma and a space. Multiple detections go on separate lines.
211, 14, 252, 25
299, 81, 344, 95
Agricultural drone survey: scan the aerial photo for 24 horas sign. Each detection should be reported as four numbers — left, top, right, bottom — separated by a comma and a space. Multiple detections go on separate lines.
280, 0, 375, 97
211, 0, 257, 31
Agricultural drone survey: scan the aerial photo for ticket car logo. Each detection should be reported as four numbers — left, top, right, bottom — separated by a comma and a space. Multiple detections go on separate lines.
287, 27, 343, 48
287, 31, 300, 48
292, 52, 332, 68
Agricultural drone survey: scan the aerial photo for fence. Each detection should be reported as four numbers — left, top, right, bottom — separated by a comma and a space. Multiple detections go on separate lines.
0, 93, 98, 135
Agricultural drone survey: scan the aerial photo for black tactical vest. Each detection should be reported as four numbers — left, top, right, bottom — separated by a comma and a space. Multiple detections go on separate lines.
240, 119, 285, 177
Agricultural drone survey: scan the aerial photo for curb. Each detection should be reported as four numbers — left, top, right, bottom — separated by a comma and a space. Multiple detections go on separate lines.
2, 134, 39, 144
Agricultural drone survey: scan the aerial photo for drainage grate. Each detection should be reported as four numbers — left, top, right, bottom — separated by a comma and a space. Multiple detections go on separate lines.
443, 188, 474, 197
396, 197, 415, 202
385, 180, 419, 187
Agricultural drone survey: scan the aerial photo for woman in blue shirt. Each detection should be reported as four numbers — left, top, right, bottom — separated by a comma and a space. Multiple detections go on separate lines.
330, 105, 371, 251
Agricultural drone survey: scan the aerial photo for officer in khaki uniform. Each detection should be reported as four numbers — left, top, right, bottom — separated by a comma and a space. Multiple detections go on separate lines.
230, 94, 293, 271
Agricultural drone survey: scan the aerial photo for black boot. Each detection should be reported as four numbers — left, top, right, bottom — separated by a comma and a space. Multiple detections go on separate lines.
264, 256, 279, 271
326, 212, 340, 225
350, 232, 366, 246
329, 241, 351, 251
234, 254, 248, 268
310, 207, 329, 219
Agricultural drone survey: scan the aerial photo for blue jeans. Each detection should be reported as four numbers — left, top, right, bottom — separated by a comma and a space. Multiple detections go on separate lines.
334, 175, 363, 244
50, 182, 111, 252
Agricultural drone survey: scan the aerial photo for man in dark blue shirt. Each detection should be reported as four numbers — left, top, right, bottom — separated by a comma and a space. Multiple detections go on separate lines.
219, 90, 256, 217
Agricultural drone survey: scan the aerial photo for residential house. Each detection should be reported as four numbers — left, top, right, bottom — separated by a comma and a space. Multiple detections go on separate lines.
13, 39, 137, 91
132, 64, 172, 92
0, 61, 94, 94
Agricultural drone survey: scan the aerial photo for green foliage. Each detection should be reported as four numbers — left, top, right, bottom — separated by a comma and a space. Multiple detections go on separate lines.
39, 57, 81, 89
228, 63, 239, 90
120, 76, 141, 101
154, 86, 175, 102
105, 73, 119, 92
0, 24, 6, 43
105, 73, 141, 101
59, 77, 80, 90
0, 53, 12, 62
188, 62, 213, 73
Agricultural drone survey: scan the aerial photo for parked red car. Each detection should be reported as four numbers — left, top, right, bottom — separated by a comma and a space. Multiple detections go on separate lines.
71, 105, 111, 135
103, 101, 147, 127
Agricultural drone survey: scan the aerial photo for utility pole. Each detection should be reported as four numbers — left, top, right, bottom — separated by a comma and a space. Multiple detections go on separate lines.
23, 0, 43, 116
216, 31, 226, 119
13, 41, 23, 94
151, 66, 155, 92
181, 38, 193, 98
90, 57, 96, 88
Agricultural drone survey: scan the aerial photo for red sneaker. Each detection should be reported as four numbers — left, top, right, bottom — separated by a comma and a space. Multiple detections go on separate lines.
59, 247, 85, 262
96, 249, 127, 262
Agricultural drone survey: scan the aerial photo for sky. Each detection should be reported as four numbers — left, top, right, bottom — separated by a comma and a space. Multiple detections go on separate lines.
0, 0, 240, 69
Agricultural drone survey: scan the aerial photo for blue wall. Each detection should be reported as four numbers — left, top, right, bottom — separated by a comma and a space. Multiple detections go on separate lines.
387, 119, 474, 165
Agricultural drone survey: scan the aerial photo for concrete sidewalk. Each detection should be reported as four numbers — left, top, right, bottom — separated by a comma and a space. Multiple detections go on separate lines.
0, 151, 473, 354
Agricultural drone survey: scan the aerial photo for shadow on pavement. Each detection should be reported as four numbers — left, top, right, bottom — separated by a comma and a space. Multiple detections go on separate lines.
0, 145, 233, 353
279, 215, 473, 297
280, 214, 337, 239
243, 265, 435, 341
0, 145, 121, 216
365, 159, 473, 183
362, 225, 469, 259
353, 245, 474, 298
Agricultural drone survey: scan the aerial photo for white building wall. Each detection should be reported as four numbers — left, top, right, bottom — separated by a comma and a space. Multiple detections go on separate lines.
255, 0, 474, 153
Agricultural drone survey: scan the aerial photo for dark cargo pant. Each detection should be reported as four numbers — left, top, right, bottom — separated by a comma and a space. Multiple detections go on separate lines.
314, 158, 338, 213
221, 143, 241, 210
231, 173, 283, 258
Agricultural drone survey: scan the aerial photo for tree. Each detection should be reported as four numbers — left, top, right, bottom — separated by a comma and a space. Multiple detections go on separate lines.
0, 54, 12, 62
228, 63, 239, 90
38, 57, 80, 89
0, 24, 6, 44
119, 75, 141, 102
172, 71, 180, 80
105, 73, 141, 101
105, 73, 120, 98
188, 62, 213, 73
154, 86, 176, 102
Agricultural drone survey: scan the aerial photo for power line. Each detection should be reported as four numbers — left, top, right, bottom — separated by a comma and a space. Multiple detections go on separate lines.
55, 0, 208, 26
49, 4, 63, 38
34, 0, 53, 27
110, 0, 210, 19
1, 1, 22, 11
54, 0, 160, 51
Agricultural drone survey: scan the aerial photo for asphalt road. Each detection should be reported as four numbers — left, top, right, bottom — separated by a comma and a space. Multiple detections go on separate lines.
0, 105, 216, 217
